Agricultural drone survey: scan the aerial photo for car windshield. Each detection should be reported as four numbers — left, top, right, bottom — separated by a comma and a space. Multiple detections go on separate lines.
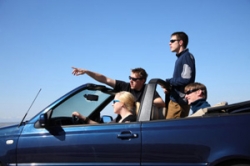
51, 89, 111, 118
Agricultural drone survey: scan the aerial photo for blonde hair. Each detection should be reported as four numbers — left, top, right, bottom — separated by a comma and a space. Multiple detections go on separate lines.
116, 91, 136, 113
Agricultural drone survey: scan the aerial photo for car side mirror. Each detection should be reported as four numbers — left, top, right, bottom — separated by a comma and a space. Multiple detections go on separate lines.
39, 113, 48, 127
101, 115, 113, 123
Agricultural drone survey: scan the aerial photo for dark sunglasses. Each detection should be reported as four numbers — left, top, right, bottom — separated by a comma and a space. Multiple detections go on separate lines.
113, 99, 120, 104
185, 89, 199, 95
170, 39, 179, 43
129, 76, 143, 81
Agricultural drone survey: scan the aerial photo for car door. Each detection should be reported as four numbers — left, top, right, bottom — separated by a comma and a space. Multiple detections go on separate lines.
16, 85, 141, 166
17, 121, 141, 166
141, 113, 250, 166
141, 118, 211, 166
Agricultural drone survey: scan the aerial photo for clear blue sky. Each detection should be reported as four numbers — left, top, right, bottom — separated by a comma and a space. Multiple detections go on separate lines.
1, 0, 250, 122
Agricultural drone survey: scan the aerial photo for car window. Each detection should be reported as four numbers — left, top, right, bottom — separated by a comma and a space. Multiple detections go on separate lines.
101, 100, 116, 119
51, 89, 111, 118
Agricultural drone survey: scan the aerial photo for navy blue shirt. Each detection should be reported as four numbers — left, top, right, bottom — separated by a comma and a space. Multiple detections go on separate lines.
190, 99, 211, 114
166, 49, 196, 105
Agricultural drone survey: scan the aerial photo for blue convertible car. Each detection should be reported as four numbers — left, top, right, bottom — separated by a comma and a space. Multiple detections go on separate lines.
0, 79, 250, 166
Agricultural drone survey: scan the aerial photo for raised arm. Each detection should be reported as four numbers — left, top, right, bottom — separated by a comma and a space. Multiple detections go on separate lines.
72, 67, 116, 88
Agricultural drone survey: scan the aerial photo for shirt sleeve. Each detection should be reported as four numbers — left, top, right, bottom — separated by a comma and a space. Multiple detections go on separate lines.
170, 53, 195, 86
114, 80, 130, 91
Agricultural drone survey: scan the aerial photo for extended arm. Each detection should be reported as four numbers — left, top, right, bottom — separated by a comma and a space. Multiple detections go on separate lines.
72, 67, 116, 88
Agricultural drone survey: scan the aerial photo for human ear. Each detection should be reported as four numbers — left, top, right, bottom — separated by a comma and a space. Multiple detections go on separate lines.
197, 89, 203, 96
179, 40, 183, 46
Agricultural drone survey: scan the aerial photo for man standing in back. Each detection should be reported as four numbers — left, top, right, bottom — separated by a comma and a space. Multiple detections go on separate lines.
164, 32, 196, 119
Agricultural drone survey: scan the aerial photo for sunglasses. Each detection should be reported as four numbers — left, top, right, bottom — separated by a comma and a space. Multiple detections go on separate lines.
185, 89, 199, 95
129, 76, 143, 81
113, 99, 120, 104
170, 39, 179, 43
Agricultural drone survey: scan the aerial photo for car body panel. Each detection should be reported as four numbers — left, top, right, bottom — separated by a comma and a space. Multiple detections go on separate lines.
141, 114, 250, 165
15, 122, 141, 165
1, 79, 250, 166
0, 124, 23, 165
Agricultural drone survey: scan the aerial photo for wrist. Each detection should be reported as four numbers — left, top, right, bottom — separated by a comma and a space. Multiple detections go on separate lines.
85, 117, 89, 123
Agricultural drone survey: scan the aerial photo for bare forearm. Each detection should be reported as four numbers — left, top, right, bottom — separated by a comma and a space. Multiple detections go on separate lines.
87, 118, 98, 124
153, 97, 166, 108
78, 114, 98, 124
72, 67, 115, 87
86, 70, 108, 84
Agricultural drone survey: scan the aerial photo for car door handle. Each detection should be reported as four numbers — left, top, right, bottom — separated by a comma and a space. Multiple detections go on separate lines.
117, 131, 138, 139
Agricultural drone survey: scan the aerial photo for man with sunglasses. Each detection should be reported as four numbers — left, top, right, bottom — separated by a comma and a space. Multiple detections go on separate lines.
71, 67, 165, 108
184, 82, 210, 115
164, 31, 196, 119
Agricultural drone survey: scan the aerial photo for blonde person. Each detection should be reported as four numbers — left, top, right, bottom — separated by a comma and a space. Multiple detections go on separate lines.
72, 91, 137, 124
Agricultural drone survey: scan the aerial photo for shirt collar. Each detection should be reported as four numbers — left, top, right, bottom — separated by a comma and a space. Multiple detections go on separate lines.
176, 48, 188, 57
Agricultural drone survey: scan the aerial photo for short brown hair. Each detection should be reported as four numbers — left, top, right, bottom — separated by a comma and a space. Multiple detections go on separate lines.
185, 82, 208, 100
171, 31, 189, 48
131, 68, 148, 80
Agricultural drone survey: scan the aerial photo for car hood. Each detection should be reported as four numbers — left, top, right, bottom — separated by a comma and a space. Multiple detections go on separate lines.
0, 124, 23, 137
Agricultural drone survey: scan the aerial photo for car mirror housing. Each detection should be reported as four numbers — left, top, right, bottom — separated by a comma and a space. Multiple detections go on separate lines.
39, 113, 48, 127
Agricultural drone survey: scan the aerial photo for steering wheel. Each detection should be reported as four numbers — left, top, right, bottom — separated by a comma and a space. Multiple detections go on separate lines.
72, 115, 87, 124
72, 115, 80, 124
